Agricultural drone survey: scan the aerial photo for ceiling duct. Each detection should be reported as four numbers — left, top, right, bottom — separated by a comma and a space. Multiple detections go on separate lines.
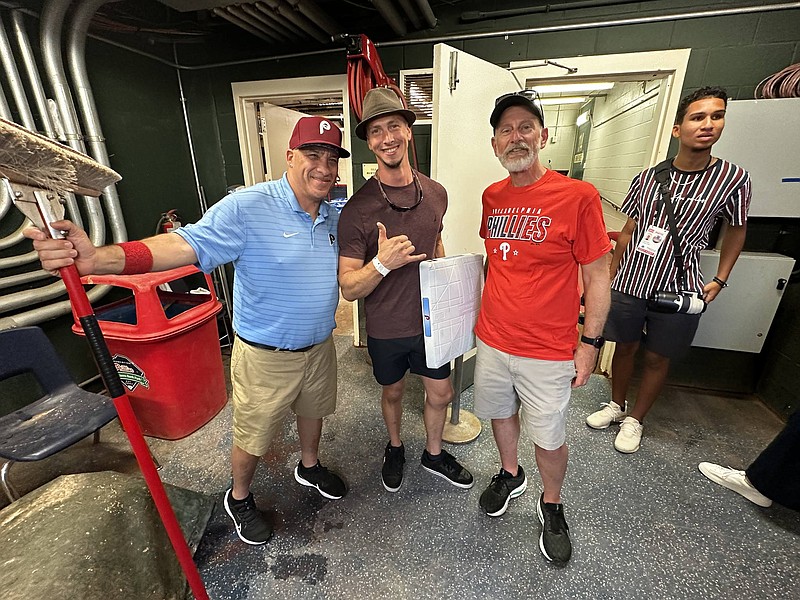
225, 5, 288, 42
212, 6, 279, 43
239, 3, 295, 42
256, 0, 329, 45
369, 0, 407, 37
397, 0, 422, 30
252, 1, 307, 40
285, 0, 341, 38
413, 0, 436, 29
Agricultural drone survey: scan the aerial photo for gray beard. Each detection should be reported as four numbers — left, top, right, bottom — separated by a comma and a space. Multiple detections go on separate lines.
499, 151, 535, 173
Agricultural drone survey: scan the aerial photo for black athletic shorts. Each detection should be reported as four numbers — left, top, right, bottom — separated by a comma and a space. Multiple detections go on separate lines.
367, 334, 451, 386
604, 289, 701, 359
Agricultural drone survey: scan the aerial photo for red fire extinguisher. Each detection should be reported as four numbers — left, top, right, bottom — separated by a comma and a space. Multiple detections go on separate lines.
160, 209, 181, 234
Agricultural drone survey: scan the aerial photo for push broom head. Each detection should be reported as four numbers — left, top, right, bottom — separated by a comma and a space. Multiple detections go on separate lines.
0, 117, 120, 197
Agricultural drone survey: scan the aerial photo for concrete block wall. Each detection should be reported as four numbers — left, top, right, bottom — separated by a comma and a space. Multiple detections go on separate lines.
580, 82, 661, 208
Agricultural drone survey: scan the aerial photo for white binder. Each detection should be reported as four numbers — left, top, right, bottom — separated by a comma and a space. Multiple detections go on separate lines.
419, 254, 484, 368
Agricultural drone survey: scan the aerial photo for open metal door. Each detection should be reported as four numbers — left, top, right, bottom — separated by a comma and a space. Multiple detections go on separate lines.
431, 44, 519, 257
261, 104, 305, 181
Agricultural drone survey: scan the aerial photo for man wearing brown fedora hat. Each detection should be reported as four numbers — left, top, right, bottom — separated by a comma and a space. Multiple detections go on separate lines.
338, 87, 474, 493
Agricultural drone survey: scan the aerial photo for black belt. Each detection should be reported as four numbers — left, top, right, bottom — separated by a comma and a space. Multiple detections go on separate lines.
237, 335, 314, 353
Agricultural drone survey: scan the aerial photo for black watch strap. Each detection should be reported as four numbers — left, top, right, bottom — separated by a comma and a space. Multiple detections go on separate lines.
580, 334, 605, 349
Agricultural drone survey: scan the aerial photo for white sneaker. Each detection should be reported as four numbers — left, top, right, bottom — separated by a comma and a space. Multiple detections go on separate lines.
698, 462, 773, 507
586, 401, 627, 429
614, 417, 643, 453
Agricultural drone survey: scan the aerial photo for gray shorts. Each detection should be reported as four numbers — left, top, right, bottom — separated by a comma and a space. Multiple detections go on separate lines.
604, 289, 701, 359
473, 338, 574, 451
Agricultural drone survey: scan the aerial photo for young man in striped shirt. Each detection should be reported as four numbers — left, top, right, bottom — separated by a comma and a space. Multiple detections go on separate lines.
25, 117, 350, 546
586, 87, 752, 453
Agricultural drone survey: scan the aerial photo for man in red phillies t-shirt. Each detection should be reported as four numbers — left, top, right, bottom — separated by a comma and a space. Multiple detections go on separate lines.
473, 91, 612, 565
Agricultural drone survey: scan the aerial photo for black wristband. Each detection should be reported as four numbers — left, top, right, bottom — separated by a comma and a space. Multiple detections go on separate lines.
712, 276, 728, 288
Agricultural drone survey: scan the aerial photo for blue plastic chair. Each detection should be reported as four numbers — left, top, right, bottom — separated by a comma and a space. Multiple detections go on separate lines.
0, 326, 118, 502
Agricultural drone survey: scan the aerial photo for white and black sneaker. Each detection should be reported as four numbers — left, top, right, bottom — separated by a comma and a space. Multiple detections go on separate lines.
223, 488, 272, 545
421, 449, 474, 489
382, 442, 405, 492
479, 466, 527, 517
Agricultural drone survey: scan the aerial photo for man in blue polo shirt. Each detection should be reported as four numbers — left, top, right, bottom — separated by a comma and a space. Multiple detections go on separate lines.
25, 117, 350, 547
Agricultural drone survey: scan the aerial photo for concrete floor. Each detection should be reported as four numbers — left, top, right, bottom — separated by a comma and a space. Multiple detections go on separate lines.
4, 307, 800, 599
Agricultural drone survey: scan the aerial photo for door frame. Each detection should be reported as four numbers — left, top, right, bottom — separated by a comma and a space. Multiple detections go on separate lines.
231, 74, 353, 193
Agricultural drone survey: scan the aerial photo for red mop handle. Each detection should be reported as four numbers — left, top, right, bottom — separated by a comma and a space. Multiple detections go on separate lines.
60, 264, 209, 600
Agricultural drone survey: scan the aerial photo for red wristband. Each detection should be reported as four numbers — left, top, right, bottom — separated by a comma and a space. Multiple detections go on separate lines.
118, 241, 154, 275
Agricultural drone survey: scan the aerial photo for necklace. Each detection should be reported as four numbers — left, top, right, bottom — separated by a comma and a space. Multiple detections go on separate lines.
375, 170, 424, 212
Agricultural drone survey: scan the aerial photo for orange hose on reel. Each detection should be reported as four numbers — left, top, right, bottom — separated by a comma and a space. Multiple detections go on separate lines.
346, 34, 419, 170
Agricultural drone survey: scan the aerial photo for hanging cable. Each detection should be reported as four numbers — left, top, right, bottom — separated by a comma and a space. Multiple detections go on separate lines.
755, 62, 800, 98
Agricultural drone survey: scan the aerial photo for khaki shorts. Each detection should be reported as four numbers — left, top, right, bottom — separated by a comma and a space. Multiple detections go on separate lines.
230, 335, 337, 457
473, 338, 574, 451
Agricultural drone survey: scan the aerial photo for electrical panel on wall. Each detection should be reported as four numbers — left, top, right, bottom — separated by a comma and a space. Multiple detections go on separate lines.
712, 98, 800, 218
692, 251, 795, 353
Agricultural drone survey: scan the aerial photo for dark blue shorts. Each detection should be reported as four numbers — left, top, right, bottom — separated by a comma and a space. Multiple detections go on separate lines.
367, 334, 451, 386
604, 289, 701, 359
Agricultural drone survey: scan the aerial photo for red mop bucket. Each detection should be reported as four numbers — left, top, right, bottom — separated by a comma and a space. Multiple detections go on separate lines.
73, 265, 226, 439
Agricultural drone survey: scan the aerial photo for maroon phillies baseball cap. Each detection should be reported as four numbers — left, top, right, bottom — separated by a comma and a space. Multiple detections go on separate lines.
289, 116, 350, 158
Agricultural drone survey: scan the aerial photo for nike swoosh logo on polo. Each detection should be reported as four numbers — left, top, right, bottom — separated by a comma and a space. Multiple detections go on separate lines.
283, 232, 300, 238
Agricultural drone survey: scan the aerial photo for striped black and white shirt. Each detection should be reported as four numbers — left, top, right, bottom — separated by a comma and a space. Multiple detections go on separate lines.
612, 159, 751, 299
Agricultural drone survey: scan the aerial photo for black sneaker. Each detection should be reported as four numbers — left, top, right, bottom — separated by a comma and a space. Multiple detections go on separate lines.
536, 493, 572, 564
421, 449, 474, 489
223, 489, 273, 545
382, 442, 405, 492
294, 460, 347, 499
479, 466, 527, 517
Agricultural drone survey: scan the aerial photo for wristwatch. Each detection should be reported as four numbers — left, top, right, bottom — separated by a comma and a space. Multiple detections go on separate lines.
580, 334, 605, 349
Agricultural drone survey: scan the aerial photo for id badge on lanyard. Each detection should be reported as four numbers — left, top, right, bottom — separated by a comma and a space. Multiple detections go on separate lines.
634, 224, 668, 257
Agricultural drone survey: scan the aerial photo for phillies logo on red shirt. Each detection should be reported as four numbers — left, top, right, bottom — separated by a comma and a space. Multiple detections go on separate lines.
485, 207, 551, 243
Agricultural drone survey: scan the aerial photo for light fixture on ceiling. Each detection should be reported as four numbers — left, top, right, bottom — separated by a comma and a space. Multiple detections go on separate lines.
531, 82, 614, 94
576, 111, 591, 126
540, 96, 587, 106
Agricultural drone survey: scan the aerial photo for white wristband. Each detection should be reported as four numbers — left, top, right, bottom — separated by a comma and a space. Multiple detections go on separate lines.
372, 256, 391, 277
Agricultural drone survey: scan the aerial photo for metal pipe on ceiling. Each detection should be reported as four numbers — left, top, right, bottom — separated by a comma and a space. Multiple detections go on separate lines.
412, 0, 437, 29
398, 0, 423, 30
9, 8, 80, 259
0, 177, 10, 218
0, 80, 10, 117
10, 10, 57, 139
239, 3, 294, 43
211, 7, 278, 43
0, 269, 51, 289
225, 5, 285, 43
369, 0, 407, 37
0, 220, 29, 250
257, 0, 329, 45
41, 0, 103, 241
286, 0, 341, 38
67, 0, 127, 244
461, 0, 642, 23
0, 13, 35, 127
252, 1, 308, 40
